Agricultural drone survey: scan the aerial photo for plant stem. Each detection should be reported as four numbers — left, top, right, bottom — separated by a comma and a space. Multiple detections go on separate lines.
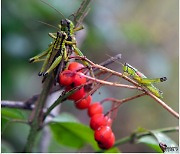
74, 0, 93, 27
24, 75, 53, 152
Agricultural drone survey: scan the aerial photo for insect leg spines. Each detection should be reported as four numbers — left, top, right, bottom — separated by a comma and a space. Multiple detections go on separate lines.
43, 54, 63, 76
29, 44, 53, 63
38, 50, 52, 76
49, 33, 57, 39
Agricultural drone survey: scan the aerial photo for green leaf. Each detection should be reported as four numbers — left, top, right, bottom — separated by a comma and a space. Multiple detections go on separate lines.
1, 116, 10, 133
151, 131, 178, 153
49, 122, 99, 150
1, 141, 14, 153
1, 108, 24, 119
137, 135, 163, 153
137, 130, 178, 153
104, 147, 120, 153
151, 131, 178, 147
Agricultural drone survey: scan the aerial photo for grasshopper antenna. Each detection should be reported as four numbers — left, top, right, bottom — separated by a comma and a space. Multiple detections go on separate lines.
106, 54, 124, 66
35, 20, 59, 30
40, 0, 66, 19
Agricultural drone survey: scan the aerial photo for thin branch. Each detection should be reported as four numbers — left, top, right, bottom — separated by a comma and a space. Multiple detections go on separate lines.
81, 73, 142, 90
74, 0, 93, 27
93, 54, 122, 72
1, 100, 31, 109
1, 100, 55, 118
101, 93, 146, 115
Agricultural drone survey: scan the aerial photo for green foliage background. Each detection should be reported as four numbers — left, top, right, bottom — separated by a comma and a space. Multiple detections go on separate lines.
2, 0, 178, 152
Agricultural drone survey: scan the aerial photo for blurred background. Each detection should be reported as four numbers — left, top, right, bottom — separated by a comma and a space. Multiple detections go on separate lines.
2, 0, 178, 152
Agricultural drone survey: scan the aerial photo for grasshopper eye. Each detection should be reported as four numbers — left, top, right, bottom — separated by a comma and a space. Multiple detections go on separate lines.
66, 20, 70, 25
159, 90, 163, 94
160, 77, 167, 82
61, 19, 67, 26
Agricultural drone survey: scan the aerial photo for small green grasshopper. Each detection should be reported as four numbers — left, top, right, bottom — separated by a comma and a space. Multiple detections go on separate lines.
123, 63, 167, 98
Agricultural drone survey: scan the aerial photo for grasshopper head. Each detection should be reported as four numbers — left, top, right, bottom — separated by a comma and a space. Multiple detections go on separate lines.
60, 19, 75, 35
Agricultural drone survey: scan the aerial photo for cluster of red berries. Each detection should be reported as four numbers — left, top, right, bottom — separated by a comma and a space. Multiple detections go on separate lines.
59, 62, 115, 149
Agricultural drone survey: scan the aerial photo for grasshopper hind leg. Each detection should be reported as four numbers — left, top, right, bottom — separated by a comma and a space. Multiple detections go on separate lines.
43, 54, 63, 76
38, 50, 52, 76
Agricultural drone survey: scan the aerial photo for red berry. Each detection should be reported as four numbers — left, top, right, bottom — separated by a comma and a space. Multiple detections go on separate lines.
66, 86, 86, 101
73, 72, 86, 86
75, 95, 92, 110
59, 70, 74, 86
88, 102, 103, 117
90, 114, 109, 130
68, 62, 84, 72
94, 126, 115, 149
105, 116, 112, 127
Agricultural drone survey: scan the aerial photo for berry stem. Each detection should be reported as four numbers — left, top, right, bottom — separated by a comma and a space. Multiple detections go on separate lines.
103, 93, 146, 116
81, 73, 142, 90
44, 86, 84, 119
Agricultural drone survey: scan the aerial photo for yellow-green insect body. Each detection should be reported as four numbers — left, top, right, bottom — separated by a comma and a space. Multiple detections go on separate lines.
29, 18, 87, 77
123, 63, 166, 98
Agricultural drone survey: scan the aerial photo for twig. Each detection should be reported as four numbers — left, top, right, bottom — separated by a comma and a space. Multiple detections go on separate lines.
1, 100, 55, 118
81, 73, 142, 90
74, 0, 93, 27
101, 93, 146, 115
93, 54, 122, 72
1, 100, 31, 109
